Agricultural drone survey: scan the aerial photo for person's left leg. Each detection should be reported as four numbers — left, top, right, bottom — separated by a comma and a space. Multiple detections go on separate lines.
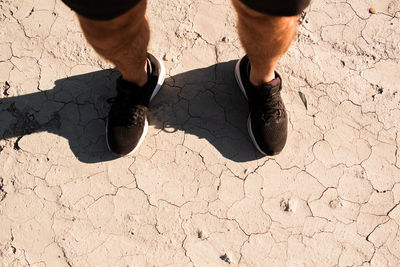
232, 0, 300, 86
232, 0, 310, 155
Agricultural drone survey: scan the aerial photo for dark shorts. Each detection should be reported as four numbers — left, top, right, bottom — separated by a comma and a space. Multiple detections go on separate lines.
61, 0, 310, 20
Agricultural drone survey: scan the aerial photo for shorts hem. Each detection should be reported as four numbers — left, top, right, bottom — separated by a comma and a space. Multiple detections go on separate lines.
62, 0, 140, 20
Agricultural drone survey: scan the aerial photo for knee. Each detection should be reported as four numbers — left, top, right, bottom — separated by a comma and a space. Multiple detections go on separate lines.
234, 0, 310, 17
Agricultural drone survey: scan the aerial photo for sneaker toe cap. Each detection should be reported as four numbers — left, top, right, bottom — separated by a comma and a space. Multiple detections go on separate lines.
107, 126, 143, 156
251, 118, 287, 156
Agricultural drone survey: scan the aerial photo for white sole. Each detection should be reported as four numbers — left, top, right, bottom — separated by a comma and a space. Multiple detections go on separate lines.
150, 56, 166, 102
234, 58, 248, 100
127, 118, 148, 155
234, 58, 268, 156
106, 55, 166, 156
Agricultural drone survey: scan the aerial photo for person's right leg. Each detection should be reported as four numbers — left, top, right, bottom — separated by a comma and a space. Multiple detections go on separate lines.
61, 0, 165, 156
77, 0, 149, 86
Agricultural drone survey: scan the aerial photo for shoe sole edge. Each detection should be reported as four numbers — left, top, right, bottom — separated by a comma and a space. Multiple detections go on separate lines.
234, 57, 248, 100
149, 54, 166, 102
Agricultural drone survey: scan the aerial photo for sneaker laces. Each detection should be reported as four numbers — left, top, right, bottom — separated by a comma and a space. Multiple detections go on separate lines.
246, 63, 284, 122
107, 75, 150, 127
256, 92, 284, 122
107, 59, 152, 127
107, 89, 147, 127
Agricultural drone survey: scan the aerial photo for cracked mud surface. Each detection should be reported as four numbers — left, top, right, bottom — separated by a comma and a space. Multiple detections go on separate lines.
1, 0, 400, 266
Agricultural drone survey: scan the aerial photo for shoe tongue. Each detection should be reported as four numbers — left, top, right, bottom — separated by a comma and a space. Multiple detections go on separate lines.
256, 77, 281, 96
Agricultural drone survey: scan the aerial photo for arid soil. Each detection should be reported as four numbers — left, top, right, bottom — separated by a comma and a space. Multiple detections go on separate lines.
1, 0, 400, 266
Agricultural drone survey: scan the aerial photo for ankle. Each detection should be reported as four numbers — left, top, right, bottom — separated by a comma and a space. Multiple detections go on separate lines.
122, 69, 148, 87
121, 59, 149, 87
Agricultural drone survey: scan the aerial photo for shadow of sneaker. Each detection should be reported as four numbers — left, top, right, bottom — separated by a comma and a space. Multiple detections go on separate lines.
0, 60, 263, 163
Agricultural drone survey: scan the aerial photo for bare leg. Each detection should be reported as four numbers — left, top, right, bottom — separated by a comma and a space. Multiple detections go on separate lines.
77, 0, 149, 86
232, 0, 299, 86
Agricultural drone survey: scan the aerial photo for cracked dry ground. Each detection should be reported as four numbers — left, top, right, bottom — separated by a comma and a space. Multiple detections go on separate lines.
0, 0, 400, 266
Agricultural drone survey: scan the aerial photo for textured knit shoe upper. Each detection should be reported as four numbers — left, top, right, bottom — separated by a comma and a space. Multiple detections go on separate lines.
106, 53, 163, 156
236, 55, 288, 156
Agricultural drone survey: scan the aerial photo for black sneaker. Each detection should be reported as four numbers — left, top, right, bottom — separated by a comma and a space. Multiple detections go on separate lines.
234, 55, 288, 156
106, 53, 165, 156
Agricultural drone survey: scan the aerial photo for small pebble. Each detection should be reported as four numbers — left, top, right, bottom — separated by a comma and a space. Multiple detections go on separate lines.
369, 8, 376, 14
220, 254, 231, 264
